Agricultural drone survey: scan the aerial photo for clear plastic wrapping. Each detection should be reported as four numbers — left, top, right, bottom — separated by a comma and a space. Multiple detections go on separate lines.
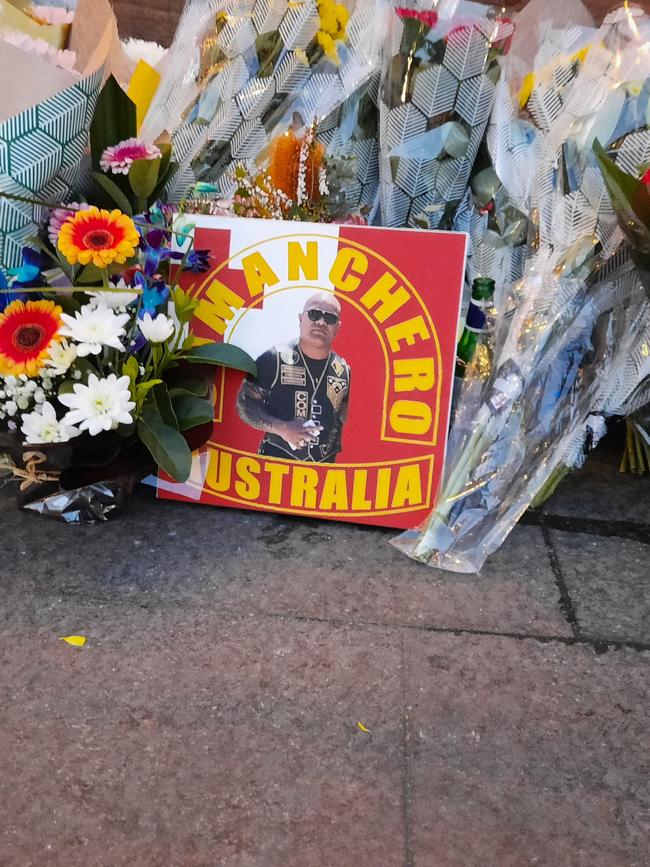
394, 5, 650, 572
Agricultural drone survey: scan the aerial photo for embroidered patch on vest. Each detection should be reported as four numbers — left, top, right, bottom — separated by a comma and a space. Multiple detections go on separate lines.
294, 390, 309, 420
281, 365, 307, 386
327, 376, 347, 412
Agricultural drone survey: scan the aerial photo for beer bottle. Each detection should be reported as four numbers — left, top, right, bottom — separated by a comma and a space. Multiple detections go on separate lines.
455, 277, 495, 379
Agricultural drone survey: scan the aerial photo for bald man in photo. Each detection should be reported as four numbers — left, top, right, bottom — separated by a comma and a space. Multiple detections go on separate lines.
236, 293, 351, 463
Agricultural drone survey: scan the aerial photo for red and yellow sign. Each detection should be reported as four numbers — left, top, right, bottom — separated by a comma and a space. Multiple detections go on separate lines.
159, 217, 466, 529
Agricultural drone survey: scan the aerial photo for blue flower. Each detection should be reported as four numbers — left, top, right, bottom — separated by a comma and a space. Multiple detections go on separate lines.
184, 249, 211, 273
134, 271, 170, 315
9, 247, 45, 289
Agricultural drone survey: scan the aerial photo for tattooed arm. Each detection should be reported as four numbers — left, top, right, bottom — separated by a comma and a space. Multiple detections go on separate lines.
236, 379, 322, 449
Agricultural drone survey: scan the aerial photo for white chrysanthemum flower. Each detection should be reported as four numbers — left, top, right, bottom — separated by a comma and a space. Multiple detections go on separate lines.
121, 37, 167, 69
87, 284, 139, 309
21, 401, 81, 444
139, 312, 175, 344
45, 339, 77, 377
59, 304, 129, 357
59, 374, 135, 437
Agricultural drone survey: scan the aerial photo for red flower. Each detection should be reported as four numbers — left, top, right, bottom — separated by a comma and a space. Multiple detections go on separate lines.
642, 168, 650, 185
395, 7, 438, 29
0, 300, 63, 377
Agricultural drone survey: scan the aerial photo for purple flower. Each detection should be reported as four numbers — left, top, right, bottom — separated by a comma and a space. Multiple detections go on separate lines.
48, 202, 83, 246
184, 249, 211, 273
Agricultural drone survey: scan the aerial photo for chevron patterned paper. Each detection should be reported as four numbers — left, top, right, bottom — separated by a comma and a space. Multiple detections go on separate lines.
0, 68, 102, 271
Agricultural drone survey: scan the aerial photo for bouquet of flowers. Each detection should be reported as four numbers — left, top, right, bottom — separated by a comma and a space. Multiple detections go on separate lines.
0, 76, 255, 523
142, 0, 385, 223
394, 5, 650, 572
378, 0, 514, 229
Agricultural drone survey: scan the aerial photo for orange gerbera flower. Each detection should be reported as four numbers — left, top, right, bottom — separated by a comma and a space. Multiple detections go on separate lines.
0, 299, 63, 377
58, 206, 139, 269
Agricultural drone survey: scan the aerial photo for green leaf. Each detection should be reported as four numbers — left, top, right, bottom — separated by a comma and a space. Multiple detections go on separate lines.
90, 76, 137, 171
182, 342, 257, 376
150, 160, 178, 204
129, 157, 161, 201
75, 263, 105, 285
594, 139, 650, 267
171, 394, 214, 432
91, 171, 134, 215
58, 380, 76, 397
150, 382, 178, 429
168, 379, 209, 398
122, 355, 139, 398
135, 378, 163, 408
138, 406, 193, 482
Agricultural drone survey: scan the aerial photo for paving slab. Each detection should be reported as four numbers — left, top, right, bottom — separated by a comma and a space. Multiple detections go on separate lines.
403, 633, 650, 867
550, 530, 650, 645
0, 488, 570, 639
0, 612, 405, 867
540, 454, 650, 527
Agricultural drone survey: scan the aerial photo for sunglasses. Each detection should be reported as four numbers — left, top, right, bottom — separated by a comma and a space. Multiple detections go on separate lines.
306, 308, 339, 326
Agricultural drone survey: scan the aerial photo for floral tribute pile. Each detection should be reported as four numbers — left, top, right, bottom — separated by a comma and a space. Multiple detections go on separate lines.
1, 0, 650, 570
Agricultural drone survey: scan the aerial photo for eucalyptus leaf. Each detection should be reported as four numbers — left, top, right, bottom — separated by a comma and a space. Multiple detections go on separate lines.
183, 342, 257, 376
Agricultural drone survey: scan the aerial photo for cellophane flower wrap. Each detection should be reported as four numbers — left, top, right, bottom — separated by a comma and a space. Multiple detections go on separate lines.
143, 0, 387, 222
394, 6, 650, 572
379, 0, 514, 229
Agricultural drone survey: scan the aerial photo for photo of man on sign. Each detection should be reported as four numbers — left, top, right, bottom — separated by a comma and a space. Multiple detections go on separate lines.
236, 292, 351, 463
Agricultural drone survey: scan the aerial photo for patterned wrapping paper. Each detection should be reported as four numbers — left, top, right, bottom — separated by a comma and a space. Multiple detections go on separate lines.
0, 66, 103, 270
143, 0, 385, 209
378, 1, 514, 229
393, 5, 650, 572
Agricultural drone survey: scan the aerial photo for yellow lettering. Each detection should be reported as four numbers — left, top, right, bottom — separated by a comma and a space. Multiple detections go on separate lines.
290, 466, 319, 509
390, 400, 433, 435
386, 315, 430, 352
393, 358, 435, 392
391, 464, 424, 508
351, 470, 372, 510
360, 272, 410, 323
234, 456, 261, 500
241, 251, 280, 297
195, 280, 245, 336
205, 449, 232, 492
265, 462, 290, 504
374, 467, 392, 510
329, 247, 368, 293
288, 241, 319, 281
319, 469, 349, 511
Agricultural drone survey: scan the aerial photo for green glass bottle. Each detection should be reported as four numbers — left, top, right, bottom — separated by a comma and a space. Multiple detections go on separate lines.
455, 277, 495, 379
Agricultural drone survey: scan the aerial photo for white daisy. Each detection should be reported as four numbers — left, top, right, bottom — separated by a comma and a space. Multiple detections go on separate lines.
59, 374, 136, 437
87, 284, 140, 309
139, 312, 175, 344
59, 303, 129, 357
21, 401, 81, 444
45, 339, 77, 377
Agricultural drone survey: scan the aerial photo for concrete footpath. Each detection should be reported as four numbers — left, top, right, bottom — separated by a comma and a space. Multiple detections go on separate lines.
0, 446, 648, 867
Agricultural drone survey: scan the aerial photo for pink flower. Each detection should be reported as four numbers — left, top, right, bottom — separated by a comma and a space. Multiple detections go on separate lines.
100, 138, 162, 175
47, 202, 84, 246
395, 8, 438, 29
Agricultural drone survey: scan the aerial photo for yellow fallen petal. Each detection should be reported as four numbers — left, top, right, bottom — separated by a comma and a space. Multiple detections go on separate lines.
61, 635, 87, 647
356, 721, 370, 733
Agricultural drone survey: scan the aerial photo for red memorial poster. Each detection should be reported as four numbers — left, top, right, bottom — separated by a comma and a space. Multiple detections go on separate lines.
158, 216, 467, 530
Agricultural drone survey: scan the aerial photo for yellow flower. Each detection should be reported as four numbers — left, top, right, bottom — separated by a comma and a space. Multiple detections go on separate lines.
316, 29, 338, 62
58, 206, 139, 269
